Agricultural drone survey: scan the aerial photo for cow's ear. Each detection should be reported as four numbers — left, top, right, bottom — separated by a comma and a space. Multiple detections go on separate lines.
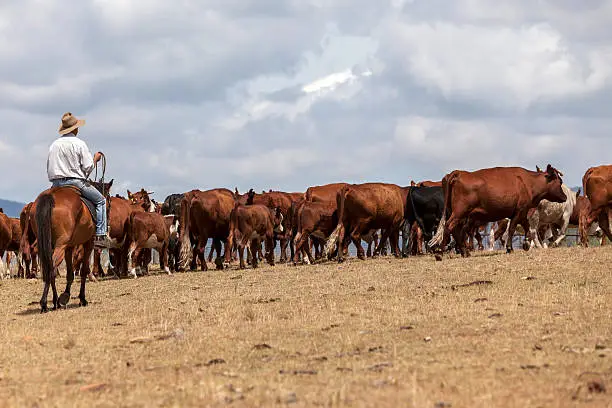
108, 179, 114, 188
576, 188, 581, 197
127, 190, 132, 197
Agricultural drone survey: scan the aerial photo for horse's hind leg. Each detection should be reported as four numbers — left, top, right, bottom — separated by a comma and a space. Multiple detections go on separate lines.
78, 242, 94, 307
58, 247, 75, 308
41, 245, 65, 312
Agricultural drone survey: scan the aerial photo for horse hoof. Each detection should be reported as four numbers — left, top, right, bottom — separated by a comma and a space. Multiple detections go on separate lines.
58, 292, 70, 307
79, 299, 88, 307
434, 254, 443, 261
40, 305, 48, 314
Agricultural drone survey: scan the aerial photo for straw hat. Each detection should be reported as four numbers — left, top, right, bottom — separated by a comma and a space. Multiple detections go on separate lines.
58, 112, 86, 135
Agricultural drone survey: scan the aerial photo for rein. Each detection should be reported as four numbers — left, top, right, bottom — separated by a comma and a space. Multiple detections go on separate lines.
93, 153, 107, 195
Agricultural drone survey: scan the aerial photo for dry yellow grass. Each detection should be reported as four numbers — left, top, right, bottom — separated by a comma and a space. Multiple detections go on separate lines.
0, 246, 610, 408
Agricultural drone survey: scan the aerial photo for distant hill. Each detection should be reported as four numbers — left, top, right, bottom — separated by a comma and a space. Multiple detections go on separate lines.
0, 199, 26, 218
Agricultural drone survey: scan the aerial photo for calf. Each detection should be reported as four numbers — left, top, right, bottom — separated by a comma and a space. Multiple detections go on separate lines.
225, 202, 284, 269
127, 211, 171, 278
293, 201, 338, 265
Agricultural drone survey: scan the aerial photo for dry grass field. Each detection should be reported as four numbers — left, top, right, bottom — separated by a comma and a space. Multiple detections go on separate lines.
0, 246, 610, 408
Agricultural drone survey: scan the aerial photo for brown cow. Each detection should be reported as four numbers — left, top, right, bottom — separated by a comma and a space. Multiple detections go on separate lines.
292, 200, 338, 265
234, 188, 302, 263
429, 165, 566, 258
324, 183, 406, 262
4, 217, 22, 278
417, 180, 443, 187
0, 211, 14, 278
305, 182, 349, 203
18, 202, 38, 279
225, 192, 284, 269
178, 188, 235, 271
581, 165, 612, 245
127, 211, 171, 277
90, 194, 149, 278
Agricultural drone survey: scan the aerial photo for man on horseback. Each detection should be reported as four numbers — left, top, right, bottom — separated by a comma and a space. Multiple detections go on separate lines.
47, 112, 113, 248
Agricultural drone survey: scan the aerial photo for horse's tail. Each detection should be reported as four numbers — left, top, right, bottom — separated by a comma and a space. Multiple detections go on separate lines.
35, 194, 55, 284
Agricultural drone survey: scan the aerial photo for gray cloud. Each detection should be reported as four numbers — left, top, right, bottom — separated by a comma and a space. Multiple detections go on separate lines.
0, 0, 610, 203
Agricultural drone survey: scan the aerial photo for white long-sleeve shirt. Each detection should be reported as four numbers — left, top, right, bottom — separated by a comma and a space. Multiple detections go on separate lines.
47, 135, 95, 181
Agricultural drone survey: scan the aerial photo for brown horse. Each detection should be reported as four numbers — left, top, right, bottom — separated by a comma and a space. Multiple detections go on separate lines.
31, 180, 112, 312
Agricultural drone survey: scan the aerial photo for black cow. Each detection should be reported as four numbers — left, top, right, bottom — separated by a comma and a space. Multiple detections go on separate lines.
161, 193, 184, 271
402, 186, 444, 255
161, 193, 184, 216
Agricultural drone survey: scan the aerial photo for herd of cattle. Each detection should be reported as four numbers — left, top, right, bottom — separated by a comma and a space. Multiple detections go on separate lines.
1, 163, 611, 280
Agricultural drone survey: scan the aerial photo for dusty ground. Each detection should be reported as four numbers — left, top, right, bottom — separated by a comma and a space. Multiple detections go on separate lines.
0, 246, 610, 408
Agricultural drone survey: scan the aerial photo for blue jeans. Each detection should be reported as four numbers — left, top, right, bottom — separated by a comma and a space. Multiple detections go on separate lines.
51, 178, 107, 236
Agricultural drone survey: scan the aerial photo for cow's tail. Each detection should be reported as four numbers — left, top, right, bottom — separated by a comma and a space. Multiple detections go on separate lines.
582, 167, 594, 198
304, 187, 313, 202
323, 186, 348, 257
178, 193, 192, 270
19, 204, 32, 266
36, 194, 55, 284
428, 172, 457, 248
225, 207, 237, 264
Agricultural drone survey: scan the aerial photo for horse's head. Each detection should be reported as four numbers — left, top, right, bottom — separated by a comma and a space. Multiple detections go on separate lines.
91, 179, 113, 198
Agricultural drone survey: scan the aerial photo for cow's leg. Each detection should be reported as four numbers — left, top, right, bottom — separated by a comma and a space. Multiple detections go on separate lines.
596, 210, 612, 244
349, 224, 367, 260
303, 236, 315, 265
265, 234, 275, 266
279, 236, 288, 263
389, 227, 401, 257
160, 241, 171, 275
505, 216, 522, 254
528, 212, 543, 249
257, 242, 265, 263
207, 239, 215, 263
373, 228, 390, 257
92, 248, 101, 277
581, 206, 603, 246
196, 236, 208, 271
250, 239, 260, 269
127, 241, 139, 278
293, 231, 311, 265
551, 218, 570, 247
237, 236, 248, 269
458, 220, 472, 257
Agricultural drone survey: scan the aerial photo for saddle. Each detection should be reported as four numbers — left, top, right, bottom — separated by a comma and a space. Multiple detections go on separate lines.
55, 185, 98, 223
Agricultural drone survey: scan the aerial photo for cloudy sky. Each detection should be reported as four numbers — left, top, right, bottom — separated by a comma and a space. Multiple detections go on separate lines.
1, 0, 611, 203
